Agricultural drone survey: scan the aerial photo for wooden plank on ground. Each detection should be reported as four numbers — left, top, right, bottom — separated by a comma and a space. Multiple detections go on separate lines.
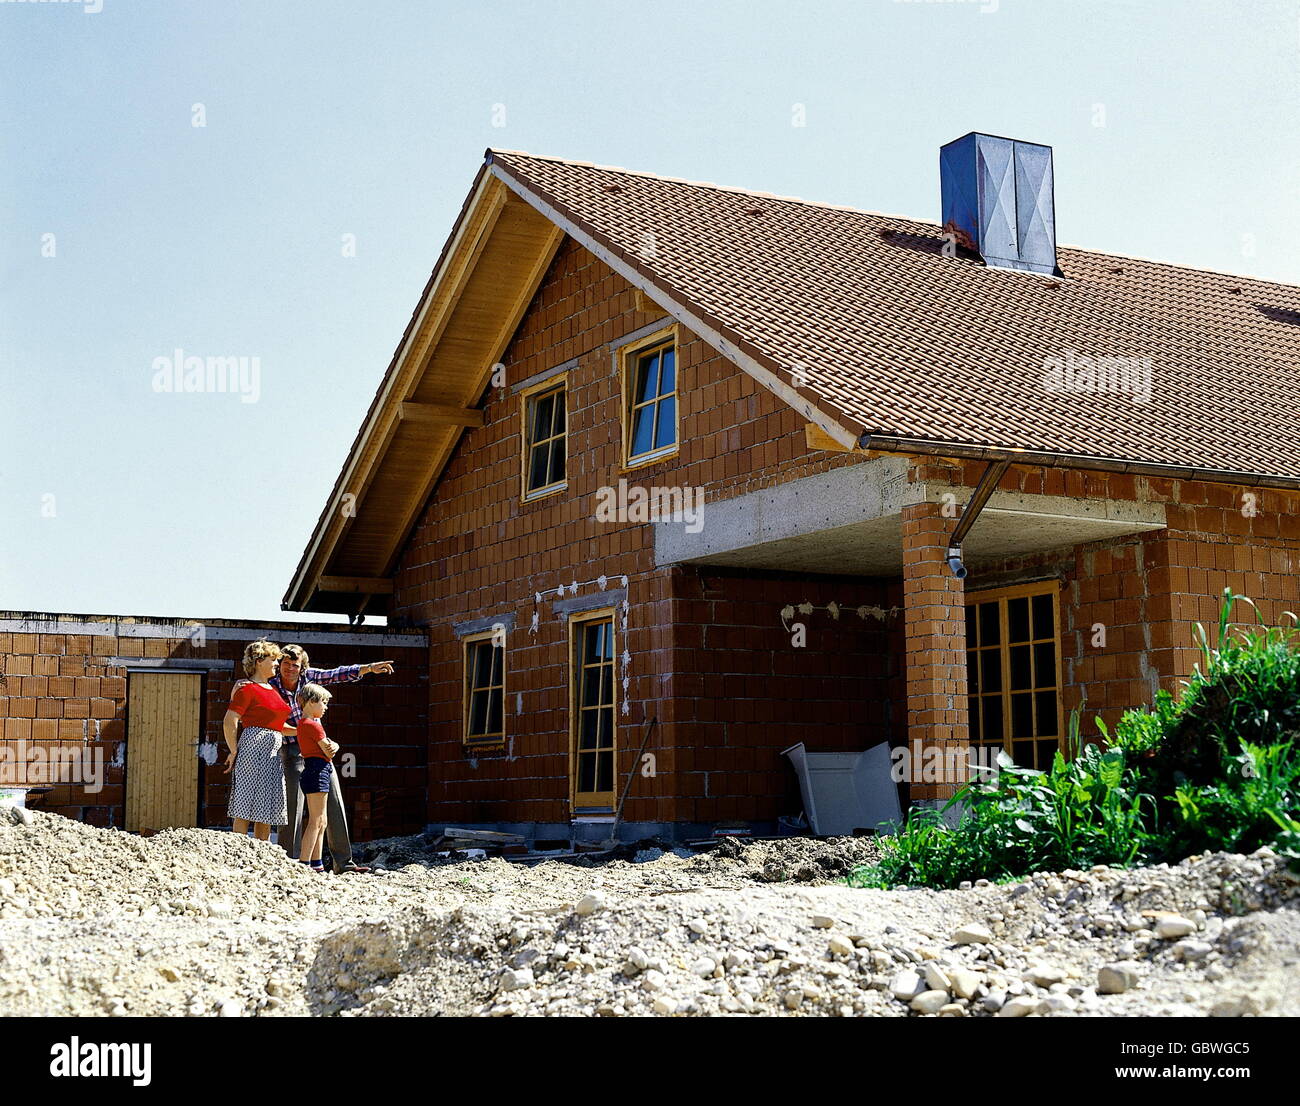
440, 827, 525, 843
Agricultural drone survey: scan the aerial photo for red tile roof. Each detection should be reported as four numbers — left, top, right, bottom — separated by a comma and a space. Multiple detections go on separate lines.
490, 150, 1300, 484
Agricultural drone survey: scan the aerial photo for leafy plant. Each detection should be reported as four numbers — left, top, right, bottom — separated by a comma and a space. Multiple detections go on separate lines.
1168, 741, 1299, 856
1267, 810, 1300, 874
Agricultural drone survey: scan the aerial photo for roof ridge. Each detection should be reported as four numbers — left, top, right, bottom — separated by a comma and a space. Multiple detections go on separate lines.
485, 147, 920, 223
1057, 241, 1292, 290
488, 148, 1300, 293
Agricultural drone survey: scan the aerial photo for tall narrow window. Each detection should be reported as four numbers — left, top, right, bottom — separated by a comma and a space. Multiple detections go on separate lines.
571, 610, 617, 809
621, 327, 678, 466
521, 378, 567, 499
966, 582, 1062, 770
463, 632, 504, 745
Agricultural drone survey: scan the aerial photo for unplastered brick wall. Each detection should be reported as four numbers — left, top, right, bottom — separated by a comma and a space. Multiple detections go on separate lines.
424, 570, 672, 828
421, 563, 904, 831
393, 237, 867, 625
902, 498, 970, 801
665, 567, 903, 825
964, 536, 1165, 742
394, 237, 886, 829
0, 615, 427, 839
1150, 480, 1300, 677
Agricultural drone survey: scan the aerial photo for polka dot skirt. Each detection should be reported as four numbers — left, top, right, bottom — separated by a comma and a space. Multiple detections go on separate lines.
228, 725, 287, 826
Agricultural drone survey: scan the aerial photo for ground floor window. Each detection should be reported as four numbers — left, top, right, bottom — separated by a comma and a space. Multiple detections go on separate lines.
463, 632, 504, 745
965, 581, 1063, 770
570, 609, 617, 809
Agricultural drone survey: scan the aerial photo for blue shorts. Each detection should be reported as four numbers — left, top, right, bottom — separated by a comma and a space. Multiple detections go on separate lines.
301, 756, 333, 795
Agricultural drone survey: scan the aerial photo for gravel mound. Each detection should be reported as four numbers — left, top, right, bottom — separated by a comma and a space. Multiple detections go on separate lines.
355, 832, 885, 885
685, 835, 885, 883
0, 808, 1296, 1017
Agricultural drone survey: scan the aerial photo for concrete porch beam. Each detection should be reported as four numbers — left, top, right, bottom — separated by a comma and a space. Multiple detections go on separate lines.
654, 457, 1167, 575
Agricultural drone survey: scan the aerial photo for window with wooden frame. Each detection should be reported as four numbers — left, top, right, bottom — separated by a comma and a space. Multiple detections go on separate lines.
569, 609, 617, 810
620, 326, 678, 468
463, 631, 505, 745
965, 581, 1063, 771
520, 375, 567, 500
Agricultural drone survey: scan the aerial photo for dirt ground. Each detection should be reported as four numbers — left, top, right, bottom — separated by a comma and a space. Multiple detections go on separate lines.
1, 808, 1297, 1017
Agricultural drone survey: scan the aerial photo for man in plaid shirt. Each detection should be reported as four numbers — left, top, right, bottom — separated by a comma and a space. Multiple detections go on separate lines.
262, 645, 394, 873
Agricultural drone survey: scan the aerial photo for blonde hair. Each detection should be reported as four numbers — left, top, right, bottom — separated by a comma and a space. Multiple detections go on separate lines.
297, 682, 333, 708
242, 639, 282, 677
280, 644, 310, 671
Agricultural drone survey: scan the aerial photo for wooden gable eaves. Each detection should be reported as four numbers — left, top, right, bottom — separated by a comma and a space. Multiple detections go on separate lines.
283, 167, 564, 616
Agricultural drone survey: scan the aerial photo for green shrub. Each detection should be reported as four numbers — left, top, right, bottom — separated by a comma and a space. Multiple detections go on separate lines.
849, 589, 1300, 890
1167, 741, 1299, 856
1149, 593, 1300, 790
1267, 811, 1300, 874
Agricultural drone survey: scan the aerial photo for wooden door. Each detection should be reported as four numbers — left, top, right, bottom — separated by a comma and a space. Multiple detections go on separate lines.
125, 672, 201, 833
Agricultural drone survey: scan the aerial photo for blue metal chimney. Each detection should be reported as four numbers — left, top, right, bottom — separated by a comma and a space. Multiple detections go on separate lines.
940, 132, 1059, 275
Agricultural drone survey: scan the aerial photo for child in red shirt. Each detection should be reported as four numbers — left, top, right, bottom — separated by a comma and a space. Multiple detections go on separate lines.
294, 684, 339, 873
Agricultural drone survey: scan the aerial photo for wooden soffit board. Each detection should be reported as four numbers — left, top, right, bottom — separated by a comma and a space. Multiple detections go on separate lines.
285, 172, 564, 614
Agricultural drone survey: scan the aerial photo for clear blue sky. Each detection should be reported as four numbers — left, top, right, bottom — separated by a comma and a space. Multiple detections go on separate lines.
2, 0, 1298, 624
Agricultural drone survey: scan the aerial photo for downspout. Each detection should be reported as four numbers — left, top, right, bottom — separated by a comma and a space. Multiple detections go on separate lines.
945, 460, 1010, 578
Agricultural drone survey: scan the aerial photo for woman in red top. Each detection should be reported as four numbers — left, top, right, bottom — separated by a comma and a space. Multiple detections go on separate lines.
223, 640, 294, 840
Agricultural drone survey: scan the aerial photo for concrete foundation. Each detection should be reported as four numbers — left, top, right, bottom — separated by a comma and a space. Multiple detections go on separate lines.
420, 821, 784, 847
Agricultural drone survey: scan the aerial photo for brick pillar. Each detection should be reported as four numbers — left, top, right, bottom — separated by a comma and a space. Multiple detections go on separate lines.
901, 499, 969, 802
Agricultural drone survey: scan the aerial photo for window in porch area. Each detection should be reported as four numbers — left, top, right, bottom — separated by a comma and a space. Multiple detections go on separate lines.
966, 581, 1063, 771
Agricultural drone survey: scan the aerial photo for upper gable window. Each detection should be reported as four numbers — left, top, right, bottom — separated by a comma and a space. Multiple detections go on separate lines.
521, 377, 567, 500
621, 326, 679, 467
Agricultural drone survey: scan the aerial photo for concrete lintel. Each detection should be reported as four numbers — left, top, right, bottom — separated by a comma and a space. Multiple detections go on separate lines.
958, 491, 1165, 566
553, 589, 627, 618
510, 352, 581, 395
607, 316, 675, 356
452, 612, 517, 639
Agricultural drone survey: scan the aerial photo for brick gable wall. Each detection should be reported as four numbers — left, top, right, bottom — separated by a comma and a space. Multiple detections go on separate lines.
394, 237, 893, 829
